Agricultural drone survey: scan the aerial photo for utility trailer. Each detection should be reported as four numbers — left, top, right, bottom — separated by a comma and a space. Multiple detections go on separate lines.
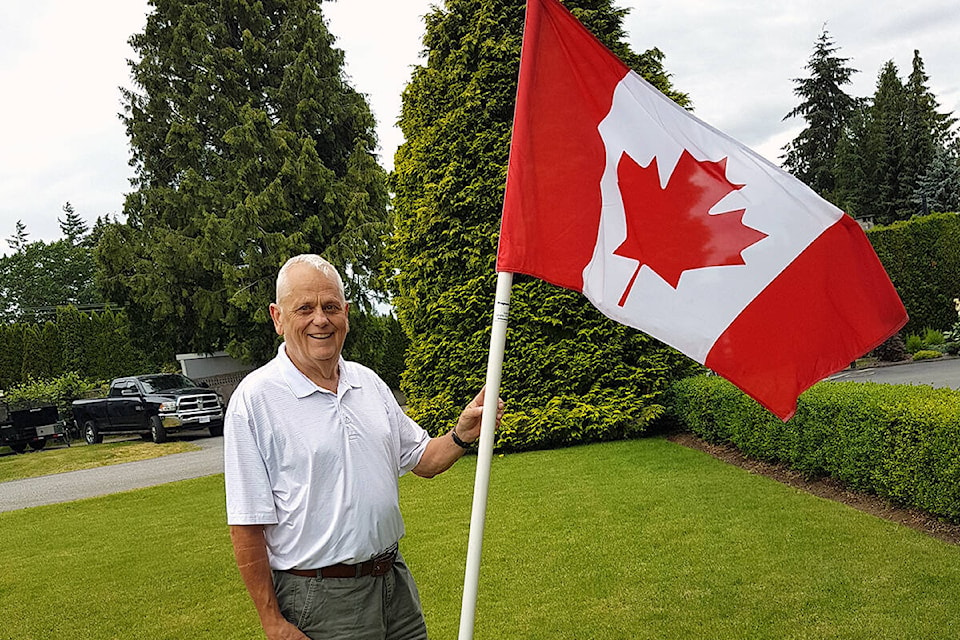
0, 401, 69, 453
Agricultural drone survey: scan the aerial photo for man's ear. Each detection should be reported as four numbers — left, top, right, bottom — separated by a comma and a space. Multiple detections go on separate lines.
269, 303, 284, 336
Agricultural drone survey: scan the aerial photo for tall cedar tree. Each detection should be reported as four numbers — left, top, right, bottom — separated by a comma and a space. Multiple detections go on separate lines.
781, 28, 857, 199
861, 62, 910, 225
101, 0, 388, 365
390, 0, 699, 448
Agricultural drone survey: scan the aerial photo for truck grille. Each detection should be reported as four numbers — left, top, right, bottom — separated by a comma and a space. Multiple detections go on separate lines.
178, 394, 221, 413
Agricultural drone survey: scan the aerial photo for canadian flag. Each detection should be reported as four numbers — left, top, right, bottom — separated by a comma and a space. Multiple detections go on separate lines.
496, 0, 907, 420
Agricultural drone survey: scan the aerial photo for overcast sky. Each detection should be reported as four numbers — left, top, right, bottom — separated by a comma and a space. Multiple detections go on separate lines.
1, 0, 957, 246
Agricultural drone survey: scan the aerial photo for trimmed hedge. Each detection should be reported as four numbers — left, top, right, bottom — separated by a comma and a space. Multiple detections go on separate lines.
867, 211, 960, 336
669, 375, 960, 523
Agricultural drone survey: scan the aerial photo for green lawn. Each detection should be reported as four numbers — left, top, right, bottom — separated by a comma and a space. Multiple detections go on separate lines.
0, 439, 200, 483
1, 438, 958, 639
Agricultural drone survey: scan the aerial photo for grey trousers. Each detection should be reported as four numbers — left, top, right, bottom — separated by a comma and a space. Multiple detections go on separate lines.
273, 552, 429, 640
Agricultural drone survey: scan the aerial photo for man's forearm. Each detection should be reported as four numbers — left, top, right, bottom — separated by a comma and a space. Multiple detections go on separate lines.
412, 431, 467, 478
230, 525, 304, 639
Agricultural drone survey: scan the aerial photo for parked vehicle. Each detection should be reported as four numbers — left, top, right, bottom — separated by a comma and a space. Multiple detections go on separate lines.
0, 401, 68, 453
71, 374, 224, 444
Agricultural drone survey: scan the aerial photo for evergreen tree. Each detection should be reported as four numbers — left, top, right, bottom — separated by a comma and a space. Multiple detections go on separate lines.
910, 142, 960, 214
782, 28, 858, 198
901, 50, 957, 215
56, 306, 91, 377
0, 324, 25, 390
5, 220, 28, 253
390, 0, 698, 446
20, 322, 59, 382
100, 0, 389, 365
58, 202, 89, 245
832, 100, 870, 216
860, 61, 909, 226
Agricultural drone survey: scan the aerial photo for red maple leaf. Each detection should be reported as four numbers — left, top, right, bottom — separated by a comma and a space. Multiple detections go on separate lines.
613, 149, 768, 305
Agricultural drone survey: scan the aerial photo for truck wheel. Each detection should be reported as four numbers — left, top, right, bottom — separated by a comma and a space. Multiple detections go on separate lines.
150, 416, 168, 444
10, 442, 28, 454
28, 438, 46, 451
84, 421, 103, 445
208, 422, 224, 437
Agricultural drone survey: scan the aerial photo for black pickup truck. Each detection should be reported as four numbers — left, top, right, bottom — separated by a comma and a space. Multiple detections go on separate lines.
1, 401, 66, 453
72, 374, 224, 444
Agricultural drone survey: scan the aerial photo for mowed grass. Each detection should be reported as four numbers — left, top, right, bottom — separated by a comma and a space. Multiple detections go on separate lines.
1, 438, 959, 639
0, 439, 200, 483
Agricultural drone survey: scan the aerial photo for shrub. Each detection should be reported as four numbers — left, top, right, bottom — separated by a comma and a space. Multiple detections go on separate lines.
4, 372, 108, 419
912, 349, 943, 360
946, 321, 960, 343
939, 341, 960, 355
922, 328, 945, 346
668, 375, 960, 522
905, 333, 924, 354
871, 333, 909, 362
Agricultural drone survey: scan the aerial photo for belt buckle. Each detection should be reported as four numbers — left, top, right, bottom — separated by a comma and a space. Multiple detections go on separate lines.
370, 548, 396, 577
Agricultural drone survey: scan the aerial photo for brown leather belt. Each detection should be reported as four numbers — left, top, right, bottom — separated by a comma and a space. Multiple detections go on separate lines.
285, 546, 398, 579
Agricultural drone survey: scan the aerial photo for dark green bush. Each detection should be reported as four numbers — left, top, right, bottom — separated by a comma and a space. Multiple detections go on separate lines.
870, 332, 910, 362
867, 212, 960, 336
669, 376, 960, 522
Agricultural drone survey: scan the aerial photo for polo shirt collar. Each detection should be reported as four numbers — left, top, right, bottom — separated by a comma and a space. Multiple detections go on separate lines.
276, 343, 360, 399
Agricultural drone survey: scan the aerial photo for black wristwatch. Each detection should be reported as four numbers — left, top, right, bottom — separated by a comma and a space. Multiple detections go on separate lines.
450, 428, 473, 449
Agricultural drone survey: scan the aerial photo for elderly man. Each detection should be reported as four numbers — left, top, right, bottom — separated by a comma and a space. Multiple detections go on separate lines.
224, 254, 501, 640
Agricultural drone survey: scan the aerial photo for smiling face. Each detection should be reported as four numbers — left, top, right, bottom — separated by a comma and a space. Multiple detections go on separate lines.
269, 262, 350, 384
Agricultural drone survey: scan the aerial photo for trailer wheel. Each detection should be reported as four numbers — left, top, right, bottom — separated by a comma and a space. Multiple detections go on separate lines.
10, 442, 28, 454
84, 421, 103, 445
28, 438, 46, 451
150, 416, 168, 444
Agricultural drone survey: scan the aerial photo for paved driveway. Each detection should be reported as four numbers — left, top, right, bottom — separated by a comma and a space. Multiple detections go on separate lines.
0, 435, 223, 513
827, 355, 960, 390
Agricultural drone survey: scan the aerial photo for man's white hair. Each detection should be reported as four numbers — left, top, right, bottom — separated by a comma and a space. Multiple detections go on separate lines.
276, 254, 346, 303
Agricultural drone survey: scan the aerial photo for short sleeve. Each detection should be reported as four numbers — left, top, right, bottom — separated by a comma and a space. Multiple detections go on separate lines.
223, 392, 279, 525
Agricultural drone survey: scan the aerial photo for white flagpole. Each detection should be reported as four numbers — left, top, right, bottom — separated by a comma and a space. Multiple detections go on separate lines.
458, 270, 514, 640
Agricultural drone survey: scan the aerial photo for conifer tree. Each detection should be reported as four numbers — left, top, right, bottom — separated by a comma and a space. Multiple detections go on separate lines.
861, 61, 909, 225
390, 0, 698, 446
5, 220, 28, 253
910, 142, 960, 214
901, 50, 957, 214
101, 0, 388, 364
832, 100, 869, 216
58, 202, 89, 245
0, 324, 25, 390
782, 28, 858, 198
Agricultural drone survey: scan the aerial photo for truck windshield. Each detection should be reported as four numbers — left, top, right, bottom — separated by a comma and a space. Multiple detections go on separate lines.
139, 375, 199, 393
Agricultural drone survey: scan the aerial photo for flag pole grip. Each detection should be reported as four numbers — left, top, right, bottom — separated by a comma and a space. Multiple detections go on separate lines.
458, 270, 513, 640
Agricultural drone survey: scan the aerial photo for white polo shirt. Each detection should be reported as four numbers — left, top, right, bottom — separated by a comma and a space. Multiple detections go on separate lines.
224, 344, 430, 570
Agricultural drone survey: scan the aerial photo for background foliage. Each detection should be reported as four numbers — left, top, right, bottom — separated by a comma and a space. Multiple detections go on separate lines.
389, 0, 699, 446
0, 307, 155, 392
784, 34, 957, 224
98, 0, 389, 366
0, 204, 103, 324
